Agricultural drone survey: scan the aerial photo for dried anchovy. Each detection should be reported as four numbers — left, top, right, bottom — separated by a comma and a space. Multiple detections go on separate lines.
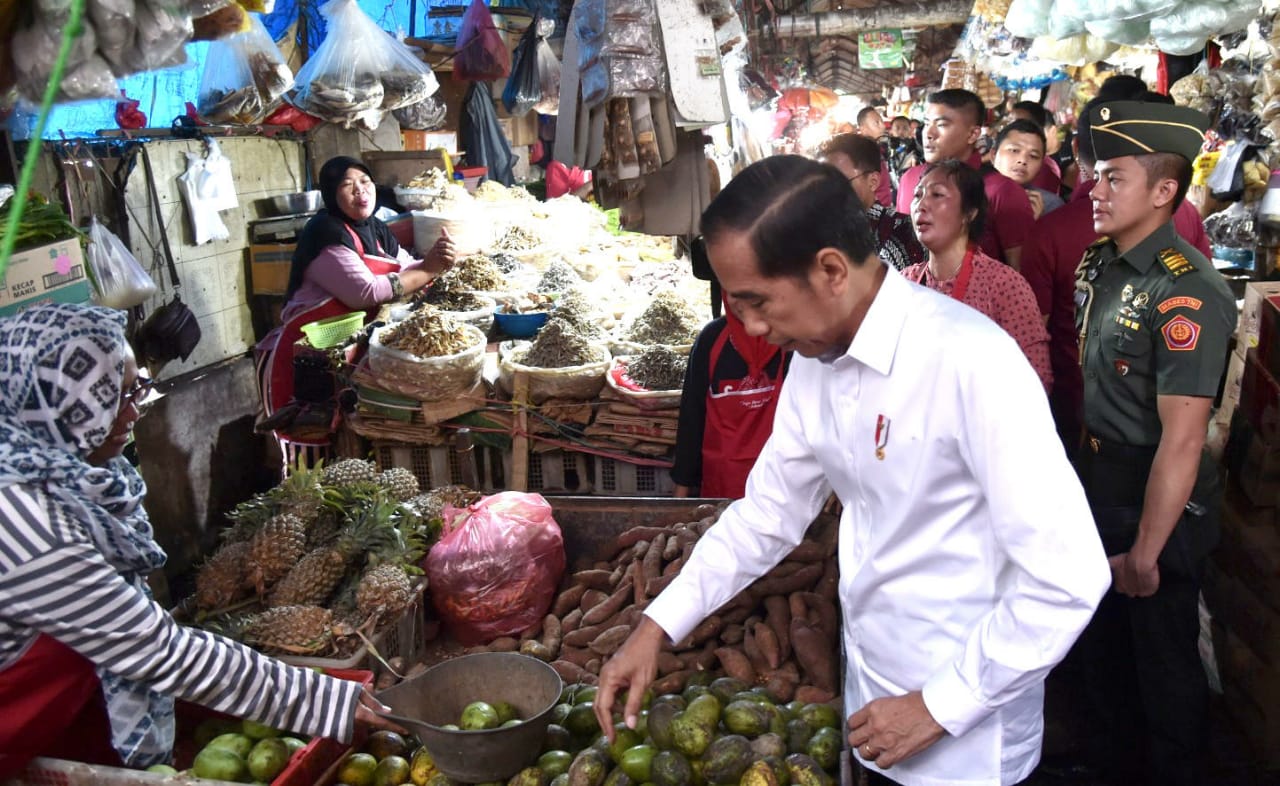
440, 255, 508, 292
553, 290, 606, 340
407, 168, 454, 190
381, 306, 472, 358
627, 289, 701, 345
425, 288, 488, 312
474, 180, 535, 202
536, 259, 581, 293
489, 253, 521, 274
519, 316, 600, 368
627, 346, 688, 391
493, 224, 543, 252
380, 70, 436, 110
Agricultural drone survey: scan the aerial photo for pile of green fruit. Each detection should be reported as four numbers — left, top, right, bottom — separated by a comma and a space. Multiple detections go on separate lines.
513, 675, 839, 786
160, 718, 308, 783
336, 730, 440, 786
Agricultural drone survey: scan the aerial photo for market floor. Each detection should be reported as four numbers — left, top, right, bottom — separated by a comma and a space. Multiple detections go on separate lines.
1025, 670, 1269, 786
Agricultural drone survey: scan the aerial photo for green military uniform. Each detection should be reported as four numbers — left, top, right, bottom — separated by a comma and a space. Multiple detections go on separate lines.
1072, 100, 1233, 786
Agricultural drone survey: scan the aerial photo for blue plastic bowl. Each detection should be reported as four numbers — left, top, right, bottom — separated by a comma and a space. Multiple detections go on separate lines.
494, 310, 549, 338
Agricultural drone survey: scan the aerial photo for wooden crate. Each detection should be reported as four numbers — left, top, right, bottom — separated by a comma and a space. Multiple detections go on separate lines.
373, 441, 476, 490
591, 456, 675, 497
498, 448, 591, 493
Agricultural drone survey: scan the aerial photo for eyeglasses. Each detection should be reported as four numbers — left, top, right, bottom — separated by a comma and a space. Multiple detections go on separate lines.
122, 375, 155, 408
847, 171, 871, 183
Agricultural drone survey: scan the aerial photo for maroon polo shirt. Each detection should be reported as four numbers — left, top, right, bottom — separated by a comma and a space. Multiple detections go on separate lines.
897, 153, 1034, 264
1020, 178, 1212, 444
1032, 156, 1062, 196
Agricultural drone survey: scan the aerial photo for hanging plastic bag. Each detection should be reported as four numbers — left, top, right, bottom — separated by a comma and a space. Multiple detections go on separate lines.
461, 81, 515, 186
177, 152, 231, 246
454, 0, 511, 81
263, 104, 323, 133
87, 217, 158, 310
198, 14, 294, 124
393, 95, 447, 130
503, 19, 542, 116
425, 492, 566, 645
533, 18, 561, 115
291, 0, 440, 128
115, 90, 147, 129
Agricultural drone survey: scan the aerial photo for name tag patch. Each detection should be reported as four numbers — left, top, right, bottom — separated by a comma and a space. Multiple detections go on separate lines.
1157, 296, 1203, 314
1162, 315, 1201, 351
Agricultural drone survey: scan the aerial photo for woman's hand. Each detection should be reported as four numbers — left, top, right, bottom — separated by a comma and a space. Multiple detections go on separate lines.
424, 228, 457, 275
354, 690, 408, 734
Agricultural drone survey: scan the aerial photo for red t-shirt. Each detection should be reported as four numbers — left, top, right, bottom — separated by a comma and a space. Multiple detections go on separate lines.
1032, 156, 1062, 196
1019, 179, 1212, 439
875, 158, 893, 208
903, 250, 1053, 392
897, 153, 1034, 264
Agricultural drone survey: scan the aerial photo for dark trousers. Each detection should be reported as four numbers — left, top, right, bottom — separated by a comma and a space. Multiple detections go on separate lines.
1074, 445, 1220, 786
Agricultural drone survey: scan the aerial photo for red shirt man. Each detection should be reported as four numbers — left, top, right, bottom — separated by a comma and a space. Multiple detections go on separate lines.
897, 89, 1034, 268
857, 106, 894, 208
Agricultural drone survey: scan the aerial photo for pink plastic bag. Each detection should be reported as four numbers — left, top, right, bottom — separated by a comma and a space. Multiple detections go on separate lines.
425, 492, 565, 645
453, 0, 511, 82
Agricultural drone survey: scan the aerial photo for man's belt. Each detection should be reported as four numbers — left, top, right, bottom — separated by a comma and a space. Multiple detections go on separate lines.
1084, 433, 1159, 463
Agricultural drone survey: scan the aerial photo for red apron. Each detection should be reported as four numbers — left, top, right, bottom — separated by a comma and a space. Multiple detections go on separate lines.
700, 326, 788, 499
0, 634, 122, 777
262, 225, 400, 417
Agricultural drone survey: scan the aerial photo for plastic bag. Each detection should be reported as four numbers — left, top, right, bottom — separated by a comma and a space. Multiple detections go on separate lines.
198, 13, 293, 124
533, 26, 561, 115
392, 95, 447, 130
177, 152, 230, 245
87, 217, 157, 309
115, 90, 147, 129
291, 0, 439, 127
11, 14, 118, 102
263, 103, 323, 133
425, 492, 566, 645
1002, 0, 1051, 38
460, 81, 516, 187
454, 0, 511, 81
503, 19, 542, 116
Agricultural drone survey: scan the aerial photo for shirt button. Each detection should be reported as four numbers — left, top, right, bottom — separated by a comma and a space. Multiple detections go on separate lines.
1092, 328, 1100, 337
1088, 371, 1097, 379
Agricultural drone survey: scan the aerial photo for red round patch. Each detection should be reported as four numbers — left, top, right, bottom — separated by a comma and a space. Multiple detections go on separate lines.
1161, 314, 1201, 351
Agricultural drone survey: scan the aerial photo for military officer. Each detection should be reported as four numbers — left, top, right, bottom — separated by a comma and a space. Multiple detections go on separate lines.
1074, 101, 1235, 785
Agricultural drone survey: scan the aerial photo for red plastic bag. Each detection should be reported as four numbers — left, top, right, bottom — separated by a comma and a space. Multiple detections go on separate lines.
425, 492, 565, 645
454, 0, 511, 82
115, 91, 146, 129
263, 104, 323, 133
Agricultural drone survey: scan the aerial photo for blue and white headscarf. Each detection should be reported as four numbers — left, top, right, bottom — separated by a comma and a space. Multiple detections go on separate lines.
0, 303, 173, 766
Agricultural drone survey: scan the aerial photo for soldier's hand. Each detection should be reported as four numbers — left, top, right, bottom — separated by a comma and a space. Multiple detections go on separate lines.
1109, 551, 1160, 597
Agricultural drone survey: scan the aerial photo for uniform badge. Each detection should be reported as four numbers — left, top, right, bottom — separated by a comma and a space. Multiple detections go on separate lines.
1162, 315, 1201, 351
1157, 296, 1202, 313
1132, 292, 1150, 309
875, 414, 890, 461
1158, 248, 1195, 279
1121, 284, 1134, 303
1114, 360, 1130, 376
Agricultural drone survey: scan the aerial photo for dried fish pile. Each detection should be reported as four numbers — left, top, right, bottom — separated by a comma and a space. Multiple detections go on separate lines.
519, 316, 601, 368
424, 288, 488, 313
627, 346, 688, 391
440, 256, 508, 292
497, 292, 557, 315
380, 306, 472, 358
302, 76, 384, 117
407, 169, 455, 190
201, 87, 264, 124
489, 253, 522, 274
380, 70, 436, 110
474, 181, 535, 203
627, 289, 701, 345
554, 290, 607, 341
537, 259, 582, 293
492, 224, 544, 253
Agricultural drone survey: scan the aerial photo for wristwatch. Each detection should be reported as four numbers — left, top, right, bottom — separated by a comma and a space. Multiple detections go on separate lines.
388, 272, 404, 298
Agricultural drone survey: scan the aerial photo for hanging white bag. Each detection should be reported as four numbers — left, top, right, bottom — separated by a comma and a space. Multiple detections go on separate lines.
86, 216, 158, 309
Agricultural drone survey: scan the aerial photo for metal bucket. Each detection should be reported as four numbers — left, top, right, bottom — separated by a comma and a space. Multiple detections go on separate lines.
375, 652, 563, 782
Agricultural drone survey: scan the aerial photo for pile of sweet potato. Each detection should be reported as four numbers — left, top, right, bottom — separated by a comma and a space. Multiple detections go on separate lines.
488, 504, 842, 704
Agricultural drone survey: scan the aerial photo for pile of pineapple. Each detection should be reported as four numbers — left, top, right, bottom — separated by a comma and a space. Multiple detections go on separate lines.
191, 458, 475, 661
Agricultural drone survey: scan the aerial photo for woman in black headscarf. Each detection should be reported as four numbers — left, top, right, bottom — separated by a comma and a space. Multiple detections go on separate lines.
258, 156, 455, 436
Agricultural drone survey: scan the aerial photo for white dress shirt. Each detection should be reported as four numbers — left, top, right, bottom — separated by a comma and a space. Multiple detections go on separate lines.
646, 265, 1110, 786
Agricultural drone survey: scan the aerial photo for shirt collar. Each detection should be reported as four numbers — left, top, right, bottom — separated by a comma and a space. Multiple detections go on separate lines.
1116, 220, 1178, 273
841, 263, 909, 376
964, 152, 983, 170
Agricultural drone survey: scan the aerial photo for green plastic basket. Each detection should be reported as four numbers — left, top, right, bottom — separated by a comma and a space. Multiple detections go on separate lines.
301, 311, 365, 349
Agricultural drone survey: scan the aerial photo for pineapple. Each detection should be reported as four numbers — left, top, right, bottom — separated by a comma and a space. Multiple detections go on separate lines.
306, 508, 343, 550
377, 467, 420, 502
323, 458, 378, 488
243, 605, 334, 654
356, 563, 415, 626
275, 463, 326, 522
244, 512, 308, 595
194, 541, 250, 611
265, 548, 348, 609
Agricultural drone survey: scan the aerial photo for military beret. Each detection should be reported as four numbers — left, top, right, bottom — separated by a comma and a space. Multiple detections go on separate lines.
1089, 100, 1210, 163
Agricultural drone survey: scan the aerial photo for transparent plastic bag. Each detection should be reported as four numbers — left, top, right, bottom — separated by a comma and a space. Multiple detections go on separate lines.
116, 0, 193, 76
291, 0, 439, 126
581, 56, 665, 106
533, 35, 561, 116
425, 492, 566, 645
392, 95, 447, 130
454, 0, 511, 81
87, 217, 157, 310
89, 0, 137, 72
198, 14, 293, 124
11, 16, 118, 102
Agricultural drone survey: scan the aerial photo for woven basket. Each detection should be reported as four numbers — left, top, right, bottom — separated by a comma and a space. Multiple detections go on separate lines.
368, 323, 486, 402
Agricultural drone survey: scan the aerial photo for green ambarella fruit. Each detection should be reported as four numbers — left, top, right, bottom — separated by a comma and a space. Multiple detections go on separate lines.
538, 750, 574, 779
708, 678, 749, 706
206, 732, 254, 759
722, 700, 773, 738
784, 719, 813, 755
646, 702, 680, 751
618, 744, 656, 783
493, 701, 520, 725
805, 728, 841, 771
242, 719, 281, 740
373, 754, 412, 786
145, 764, 179, 775
782, 754, 834, 786
700, 734, 753, 785
649, 750, 692, 786
751, 733, 787, 760
193, 747, 249, 782
740, 761, 780, 786
607, 728, 643, 764
281, 737, 307, 756
566, 749, 609, 786
460, 701, 500, 730
248, 738, 291, 782
682, 694, 721, 728
796, 704, 839, 732
667, 713, 713, 759
365, 730, 409, 759
508, 766, 547, 786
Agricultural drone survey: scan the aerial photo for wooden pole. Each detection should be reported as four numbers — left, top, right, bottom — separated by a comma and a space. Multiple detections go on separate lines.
511, 371, 530, 492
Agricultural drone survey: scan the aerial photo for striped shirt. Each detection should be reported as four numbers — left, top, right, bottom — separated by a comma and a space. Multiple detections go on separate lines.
0, 484, 361, 742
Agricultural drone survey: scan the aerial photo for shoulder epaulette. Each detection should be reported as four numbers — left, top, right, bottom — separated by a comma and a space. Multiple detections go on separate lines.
1088, 236, 1111, 251
1158, 247, 1196, 279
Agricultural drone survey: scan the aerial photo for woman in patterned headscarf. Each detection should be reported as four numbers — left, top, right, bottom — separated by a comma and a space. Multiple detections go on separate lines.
0, 304, 397, 775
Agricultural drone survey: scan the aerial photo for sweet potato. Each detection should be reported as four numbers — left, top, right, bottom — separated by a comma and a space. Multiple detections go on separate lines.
687, 641, 719, 671
632, 560, 647, 606
558, 645, 594, 668
764, 561, 804, 580
675, 615, 723, 650
561, 607, 584, 634
693, 503, 719, 519
580, 589, 609, 613
564, 623, 606, 648
753, 622, 782, 670
610, 563, 628, 586
541, 614, 562, 652
742, 622, 767, 673
582, 580, 633, 627
613, 525, 670, 554
789, 592, 808, 623
405, 661, 429, 679
645, 572, 678, 597
763, 595, 792, 661
675, 528, 700, 548
720, 604, 753, 625
521, 639, 554, 661
761, 662, 799, 703
552, 659, 587, 683
799, 592, 840, 644
653, 669, 694, 695
661, 556, 684, 577
714, 647, 757, 684
585, 658, 601, 675
794, 686, 837, 705
643, 534, 665, 583
489, 636, 520, 652
573, 569, 616, 591
816, 558, 839, 602
786, 540, 828, 562
553, 584, 587, 617
720, 623, 745, 645
589, 624, 632, 656
791, 618, 838, 693
663, 533, 682, 561
750, 562, 824, 597
657, 651, 684, 676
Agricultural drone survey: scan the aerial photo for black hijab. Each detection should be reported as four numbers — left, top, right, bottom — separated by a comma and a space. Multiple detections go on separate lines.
285, 156, 401, 299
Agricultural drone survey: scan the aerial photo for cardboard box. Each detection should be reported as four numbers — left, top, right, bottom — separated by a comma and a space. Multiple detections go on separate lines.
363, 150, 450, 187
1255, 292, 1280, 377
248, 243, 296, 296
1236, 281, 1280, 353
0, 238, 93, 318
402, 130, 458, 152
1239, 349, 1280, 446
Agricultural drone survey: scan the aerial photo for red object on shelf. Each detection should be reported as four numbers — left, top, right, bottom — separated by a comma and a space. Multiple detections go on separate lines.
174, 668, 373, 786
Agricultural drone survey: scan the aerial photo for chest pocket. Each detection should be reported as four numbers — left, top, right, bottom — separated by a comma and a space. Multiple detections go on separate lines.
1111, 314, 1152, 357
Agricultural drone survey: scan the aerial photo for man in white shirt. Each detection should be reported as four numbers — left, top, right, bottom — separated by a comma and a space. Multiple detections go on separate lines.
594, 156, 1110, 786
